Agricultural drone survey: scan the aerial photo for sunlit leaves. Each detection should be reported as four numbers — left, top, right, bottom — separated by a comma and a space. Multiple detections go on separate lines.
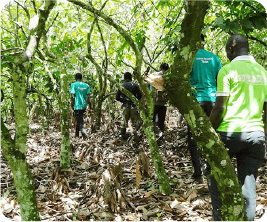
208, 0, 266, 34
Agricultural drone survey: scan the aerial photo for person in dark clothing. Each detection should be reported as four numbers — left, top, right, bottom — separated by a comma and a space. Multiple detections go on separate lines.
70, 73, 91, 139
188, 34, 222, 183
116, 72, 142, 139
152, 63, 169, 132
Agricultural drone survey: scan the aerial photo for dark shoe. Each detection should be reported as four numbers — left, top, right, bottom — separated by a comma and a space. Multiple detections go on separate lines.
121, 128, 127, 140
133, 132, 140, 143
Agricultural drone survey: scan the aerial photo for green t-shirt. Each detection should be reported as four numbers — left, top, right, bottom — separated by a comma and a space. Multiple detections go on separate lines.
216, 55, 267, 132
70, 81, 90, 110
190, 49, 222, 102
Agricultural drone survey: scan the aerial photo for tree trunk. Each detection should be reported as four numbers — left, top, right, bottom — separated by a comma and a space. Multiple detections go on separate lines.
164, 1, 246, 220
59, 70, 71, 169
1, 64, 40, 220
96, 96, 103, 129
1, 120, 40, 220
143, 122, 172, 194
117, 85, 172, 194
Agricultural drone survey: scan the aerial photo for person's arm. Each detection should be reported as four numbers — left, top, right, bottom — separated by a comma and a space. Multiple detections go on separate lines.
263, 101, 267, 134
116, 90, 123, 102
70, 83, 75, 109
71, 94, 75, 109
209, 96, 228, 129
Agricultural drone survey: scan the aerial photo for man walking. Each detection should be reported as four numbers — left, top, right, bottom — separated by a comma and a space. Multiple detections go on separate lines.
209, 34, 267, 220
116, 72, 142, 140
189, 34, 222, 182
70, 73, 91, 139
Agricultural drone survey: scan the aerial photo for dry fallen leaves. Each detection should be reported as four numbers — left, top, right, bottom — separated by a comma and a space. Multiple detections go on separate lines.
1, 112, 266, 221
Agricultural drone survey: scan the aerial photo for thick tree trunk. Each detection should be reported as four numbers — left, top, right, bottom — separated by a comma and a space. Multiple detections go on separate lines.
1, 120, 40, 220
164, 1, 246, 220
59, 71, 71, 169
1, 66, 40, 220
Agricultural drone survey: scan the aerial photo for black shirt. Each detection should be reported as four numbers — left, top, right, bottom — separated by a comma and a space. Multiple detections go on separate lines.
116, 79, 142, 107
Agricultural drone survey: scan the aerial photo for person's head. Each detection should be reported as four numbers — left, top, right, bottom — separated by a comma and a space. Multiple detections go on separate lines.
197, 34, 205, 49
201, 34, 205, 42
226, 34, 249, 61
75, 72, 83, 80
160, 63, 169, 72
124, 72, 132, 81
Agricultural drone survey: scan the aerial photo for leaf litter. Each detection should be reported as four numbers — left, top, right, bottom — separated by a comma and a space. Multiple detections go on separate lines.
1, 108, 266, 221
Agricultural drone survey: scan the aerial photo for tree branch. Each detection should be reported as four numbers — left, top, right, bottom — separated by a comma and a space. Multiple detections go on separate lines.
13, 20, 28, 39
120, 60, 135, 70
67, 0, 141, 67
45, 12, 59, 35
96, 20, 108, 72
1, 25, 18, 36
151, 1, 184, 62
14, 0, 30, 19
23, 0, 56, 59
31, 0, 37, 14
246, 34, 267, 47
1, 51, 23, 58
1, 47, 24, 53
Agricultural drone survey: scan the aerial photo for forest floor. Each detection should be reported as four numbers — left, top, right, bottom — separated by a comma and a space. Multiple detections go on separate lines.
1, 109, 267, 221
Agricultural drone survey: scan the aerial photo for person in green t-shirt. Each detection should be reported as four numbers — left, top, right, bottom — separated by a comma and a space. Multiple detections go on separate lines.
70, 73, 91, 139
188, 34, 222, 183
209, 34, 267, 221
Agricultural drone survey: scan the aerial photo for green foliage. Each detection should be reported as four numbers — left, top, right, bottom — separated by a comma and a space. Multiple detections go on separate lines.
0, 0, 265, 125
208, 1, 266, 34
1, 0, 265, 122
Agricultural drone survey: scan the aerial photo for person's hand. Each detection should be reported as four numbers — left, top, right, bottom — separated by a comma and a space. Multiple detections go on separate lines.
143, 66, 150, 77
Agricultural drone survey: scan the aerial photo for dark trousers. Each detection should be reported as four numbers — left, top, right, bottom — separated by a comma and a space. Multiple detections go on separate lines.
207, 131, 266, 221
153, 105, 167, 131
74, 110, 86, 137
188, 101, 214, 178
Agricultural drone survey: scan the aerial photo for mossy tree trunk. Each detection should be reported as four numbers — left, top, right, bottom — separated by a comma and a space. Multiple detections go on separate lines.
1, 119, 40, 220
68, 0, 171, 194
0, 1, 56, 220
59, 65, 71, 169
164, 1, 246, 220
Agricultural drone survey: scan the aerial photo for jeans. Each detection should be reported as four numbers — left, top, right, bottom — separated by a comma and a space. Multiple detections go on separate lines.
74, 110, 86, 138
207, 131, 266, 221
188, 101, 214, 178
153, 105, 167, 132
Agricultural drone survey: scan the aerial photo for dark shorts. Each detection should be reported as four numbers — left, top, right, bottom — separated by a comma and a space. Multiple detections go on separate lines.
218, 130, 266, 161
